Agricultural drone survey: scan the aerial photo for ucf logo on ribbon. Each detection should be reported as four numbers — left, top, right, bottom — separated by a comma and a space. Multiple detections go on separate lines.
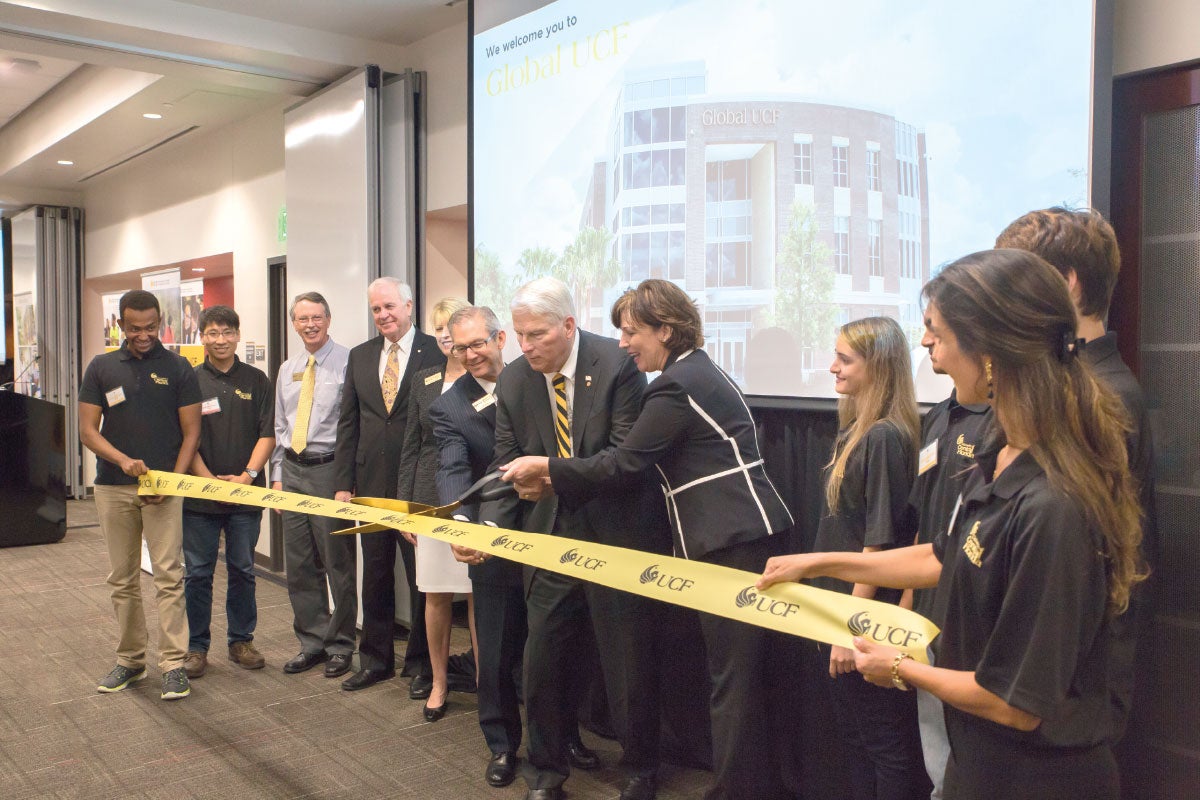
138, 471, 940, 661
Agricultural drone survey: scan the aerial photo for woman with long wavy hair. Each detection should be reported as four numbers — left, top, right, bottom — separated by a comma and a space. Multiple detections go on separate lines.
760, 249, 1143, 800
815, 316, 929, 800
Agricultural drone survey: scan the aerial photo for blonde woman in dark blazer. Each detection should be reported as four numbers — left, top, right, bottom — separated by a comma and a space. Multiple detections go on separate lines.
397, 296, 475, 721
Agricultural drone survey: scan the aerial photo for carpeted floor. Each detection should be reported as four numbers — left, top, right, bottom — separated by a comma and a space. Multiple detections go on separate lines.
0, 500, 710, 799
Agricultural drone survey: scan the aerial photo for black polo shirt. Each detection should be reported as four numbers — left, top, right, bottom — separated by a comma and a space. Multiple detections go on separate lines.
79, 340, 201, 485
1081, 331, 1158, 738
185, 356, 275, 515
932, 444, 1111, 757
811, 419, 915, 604
908, 392, 993, 620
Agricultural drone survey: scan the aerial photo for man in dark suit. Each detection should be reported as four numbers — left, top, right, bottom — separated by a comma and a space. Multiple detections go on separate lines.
483, 278, 670, 800
334, 277, 446, 692
429, 305, 527, 788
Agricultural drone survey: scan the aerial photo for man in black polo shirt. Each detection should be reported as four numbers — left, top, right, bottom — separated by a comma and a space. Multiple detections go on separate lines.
79, 289, 201, 701
908, 301, 992, 798
996, 207, 1157, 747
181, 306, 275, 679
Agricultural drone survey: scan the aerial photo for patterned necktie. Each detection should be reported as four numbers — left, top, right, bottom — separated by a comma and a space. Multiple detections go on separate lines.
553, 372, 571, 457
291, 354, 316, 453
382, 342, 400, 413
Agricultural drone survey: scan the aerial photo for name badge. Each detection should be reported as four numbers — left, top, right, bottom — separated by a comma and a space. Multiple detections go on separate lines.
292, 372, 305, 382
424, 372, 443, 386
201, 397, 221, 415
105, 386, 126, 407
472, 393, 496, 412
918, 440, 938, 475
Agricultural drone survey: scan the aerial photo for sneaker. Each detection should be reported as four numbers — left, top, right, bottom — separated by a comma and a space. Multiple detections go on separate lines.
97, 664, 146, 693
161, 667, 191, 700
228, 641, 266, 670
183, 651, 208, 678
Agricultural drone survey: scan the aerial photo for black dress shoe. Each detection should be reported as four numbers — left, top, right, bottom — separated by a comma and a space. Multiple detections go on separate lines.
423, 699, 449, 722
524, 789, 562, 800
341, 668, 394, 691
324, 653, 353, 678
282, 651, 327, 674
620, 775, 657, 800
485, 752, 518, 787
409, 674, 433, 700
567, 739, 600, 771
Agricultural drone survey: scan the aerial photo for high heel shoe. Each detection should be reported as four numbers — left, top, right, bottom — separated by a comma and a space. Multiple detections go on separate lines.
423, 699, 448, 722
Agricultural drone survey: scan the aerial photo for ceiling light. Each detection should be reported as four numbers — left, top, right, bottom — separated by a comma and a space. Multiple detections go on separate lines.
143, 112, 163, 119
57, 160, 74, 166
192, 268, 206, 273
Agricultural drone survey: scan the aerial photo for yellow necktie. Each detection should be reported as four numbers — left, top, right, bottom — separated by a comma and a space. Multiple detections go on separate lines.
291, 355, 316, 454
553, 373, 571, 457
382, 342, 400, 413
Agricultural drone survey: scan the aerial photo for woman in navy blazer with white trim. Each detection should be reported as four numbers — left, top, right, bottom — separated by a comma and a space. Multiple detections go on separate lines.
501, 279, 794, 800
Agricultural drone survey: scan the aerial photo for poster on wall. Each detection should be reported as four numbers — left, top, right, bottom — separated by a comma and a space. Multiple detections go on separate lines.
14, 291, 39, 397
141, 270, 181, 349
178, 278, 205, 365
102, 292, 122, 350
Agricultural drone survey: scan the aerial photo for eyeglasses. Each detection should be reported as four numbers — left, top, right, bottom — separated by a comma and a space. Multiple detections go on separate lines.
294, 315, 326, 325
202, 329, 239, 340
450, 331, 499, 357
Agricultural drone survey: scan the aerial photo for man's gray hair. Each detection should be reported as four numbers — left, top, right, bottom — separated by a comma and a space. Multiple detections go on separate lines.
367, 276, 413, 302
289, 291, 331, 320
510, 277, 575, 324
448, 305, 502, 336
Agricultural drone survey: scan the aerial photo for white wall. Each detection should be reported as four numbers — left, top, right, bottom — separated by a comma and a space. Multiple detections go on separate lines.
79, 101, 287, 531
403, 20, 468, 213
1114, 0, 1200, 75
83, 100, 287, 363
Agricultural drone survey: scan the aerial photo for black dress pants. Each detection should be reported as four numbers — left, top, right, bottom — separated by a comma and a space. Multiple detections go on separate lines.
696, 535, 791, 800
357, 530, 429, 675
520, 569, 662, 790
473, 579, 527, 756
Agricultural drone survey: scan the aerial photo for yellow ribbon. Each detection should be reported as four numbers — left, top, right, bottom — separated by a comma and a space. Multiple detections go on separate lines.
139, 470, 939, 661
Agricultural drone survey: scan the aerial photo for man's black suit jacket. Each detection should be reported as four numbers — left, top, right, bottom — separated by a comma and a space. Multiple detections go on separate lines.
482, 330, 670, 556
429, 371, 523, 587
335, 329, 446, 497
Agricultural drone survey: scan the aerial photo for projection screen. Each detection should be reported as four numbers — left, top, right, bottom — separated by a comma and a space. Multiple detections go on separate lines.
471, 0, 1103, 401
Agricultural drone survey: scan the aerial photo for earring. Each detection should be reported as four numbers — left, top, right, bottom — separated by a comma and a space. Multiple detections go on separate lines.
985, 360, 994, 400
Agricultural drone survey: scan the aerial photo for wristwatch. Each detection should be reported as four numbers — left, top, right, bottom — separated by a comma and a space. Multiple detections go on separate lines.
244, 468, 260, 479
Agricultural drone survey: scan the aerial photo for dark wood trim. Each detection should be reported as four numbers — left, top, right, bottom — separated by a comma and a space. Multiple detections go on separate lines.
1110, 65, 1200, 376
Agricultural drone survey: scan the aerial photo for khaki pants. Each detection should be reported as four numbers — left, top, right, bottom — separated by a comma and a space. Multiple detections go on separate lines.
92, 485, 189, 672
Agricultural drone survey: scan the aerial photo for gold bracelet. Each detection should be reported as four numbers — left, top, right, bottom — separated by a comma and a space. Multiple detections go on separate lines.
891, 652, 913, 691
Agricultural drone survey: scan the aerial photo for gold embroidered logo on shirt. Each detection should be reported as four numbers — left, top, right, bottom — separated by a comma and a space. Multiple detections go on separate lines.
235, 389, 252, 400
150, 372, 169, 386
963, 521, 984, 567
956, 434, 975, 459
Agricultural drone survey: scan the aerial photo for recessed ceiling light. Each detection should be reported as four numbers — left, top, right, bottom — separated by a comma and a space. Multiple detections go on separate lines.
193, 267, 206, 273
143, 113, 163, 120
57, 160, 74, 166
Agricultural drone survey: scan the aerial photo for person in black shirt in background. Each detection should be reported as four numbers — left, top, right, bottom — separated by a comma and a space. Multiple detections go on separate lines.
810, 316, 929, 800
907, 315, 992, 798
181, 306, 275, 678
760, 249, 1145, 800
995, 207, 1156, 749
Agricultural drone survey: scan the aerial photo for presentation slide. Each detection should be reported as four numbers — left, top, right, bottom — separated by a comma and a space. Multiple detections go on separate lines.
472, 0, 1095, 401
